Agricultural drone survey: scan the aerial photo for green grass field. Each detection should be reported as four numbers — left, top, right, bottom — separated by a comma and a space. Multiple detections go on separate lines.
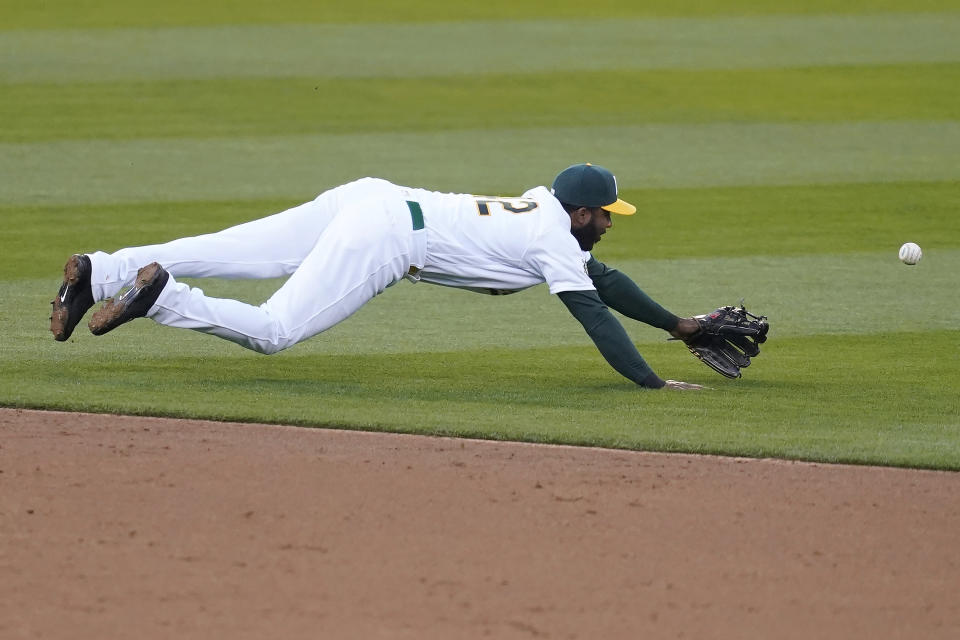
2, 1, 958, 469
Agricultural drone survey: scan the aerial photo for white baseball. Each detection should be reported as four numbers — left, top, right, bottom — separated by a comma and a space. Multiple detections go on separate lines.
898, 242, 922, 265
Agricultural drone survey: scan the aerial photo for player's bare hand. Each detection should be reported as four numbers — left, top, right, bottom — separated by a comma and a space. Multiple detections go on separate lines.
664, 379, 710, 391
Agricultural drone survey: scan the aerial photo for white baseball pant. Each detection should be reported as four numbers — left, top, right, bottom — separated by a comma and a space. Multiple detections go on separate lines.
87, 178, 425, 353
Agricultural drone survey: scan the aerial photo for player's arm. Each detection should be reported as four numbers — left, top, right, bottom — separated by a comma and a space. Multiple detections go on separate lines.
586, 256, 681, 331
556, 289, 666, 389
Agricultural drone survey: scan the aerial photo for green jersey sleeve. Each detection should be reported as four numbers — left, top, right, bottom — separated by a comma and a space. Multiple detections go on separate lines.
585, 256, 679, 331
557, 289, 666, 389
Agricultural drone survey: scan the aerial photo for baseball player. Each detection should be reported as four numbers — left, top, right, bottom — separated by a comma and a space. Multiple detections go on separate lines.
51, 163, 709, 389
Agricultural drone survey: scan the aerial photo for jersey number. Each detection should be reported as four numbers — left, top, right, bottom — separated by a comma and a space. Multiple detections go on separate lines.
474, 197, 539, 216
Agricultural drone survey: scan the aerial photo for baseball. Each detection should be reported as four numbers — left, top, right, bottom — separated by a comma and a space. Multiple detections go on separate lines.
898, 242, 922, 265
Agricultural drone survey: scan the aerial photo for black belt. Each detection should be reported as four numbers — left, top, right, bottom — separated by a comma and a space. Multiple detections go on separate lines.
406, 200, 424, 231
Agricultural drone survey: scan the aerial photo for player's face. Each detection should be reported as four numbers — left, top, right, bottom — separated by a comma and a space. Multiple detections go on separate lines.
593, 209, 613, 241
571, 208, 613, 250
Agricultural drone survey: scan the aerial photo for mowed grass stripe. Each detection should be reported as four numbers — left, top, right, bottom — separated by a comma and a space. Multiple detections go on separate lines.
8, 0, 959, 29
2, 330, 957, 469
3, 14, 960, 84
3, 122, 959, 206
4, 64, 960, 143
6, 182, 958, 279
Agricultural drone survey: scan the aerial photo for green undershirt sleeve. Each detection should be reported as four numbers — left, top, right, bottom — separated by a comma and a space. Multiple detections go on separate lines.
586, 256, 679, 331
557, 289, 666, 389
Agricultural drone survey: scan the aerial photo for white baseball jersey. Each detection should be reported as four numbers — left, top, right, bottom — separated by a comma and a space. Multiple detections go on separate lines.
404, 185, 595, 296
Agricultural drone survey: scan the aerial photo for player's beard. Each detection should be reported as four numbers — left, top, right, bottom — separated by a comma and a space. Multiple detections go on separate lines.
570, 223, 597, 251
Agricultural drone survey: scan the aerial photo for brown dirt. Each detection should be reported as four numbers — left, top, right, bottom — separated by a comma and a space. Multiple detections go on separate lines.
1, 408, 958, 639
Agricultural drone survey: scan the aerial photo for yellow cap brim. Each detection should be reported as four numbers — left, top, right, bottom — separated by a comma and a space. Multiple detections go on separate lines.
602, 198, 636, 216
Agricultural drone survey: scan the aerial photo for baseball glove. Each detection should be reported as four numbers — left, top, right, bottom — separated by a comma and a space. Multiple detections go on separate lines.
682, 304, 769, 379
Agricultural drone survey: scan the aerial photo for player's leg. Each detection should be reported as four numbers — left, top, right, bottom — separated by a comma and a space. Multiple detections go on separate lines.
52, 200, 324, 342
139, 190, 414, 353
86, 199, 326, 302
84, 178, 393, 302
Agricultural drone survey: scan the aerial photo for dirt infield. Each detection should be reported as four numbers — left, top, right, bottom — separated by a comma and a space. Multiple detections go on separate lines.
2, 408, 958, 639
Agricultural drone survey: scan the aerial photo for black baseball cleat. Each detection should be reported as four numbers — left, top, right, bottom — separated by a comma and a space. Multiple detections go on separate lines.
88, 262, 169, 336
51, 254, 95, 341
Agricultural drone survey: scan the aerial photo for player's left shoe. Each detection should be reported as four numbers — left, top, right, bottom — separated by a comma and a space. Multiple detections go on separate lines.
51, 254, 95, 342
88, 262, 169, 336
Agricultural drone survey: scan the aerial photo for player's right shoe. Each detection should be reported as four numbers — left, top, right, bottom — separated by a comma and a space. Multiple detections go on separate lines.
51, 254, 95, 342
88, 262, 169, 336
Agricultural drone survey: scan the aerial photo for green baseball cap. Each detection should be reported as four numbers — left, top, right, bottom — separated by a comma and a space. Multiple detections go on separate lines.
551, 163, 636, 215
